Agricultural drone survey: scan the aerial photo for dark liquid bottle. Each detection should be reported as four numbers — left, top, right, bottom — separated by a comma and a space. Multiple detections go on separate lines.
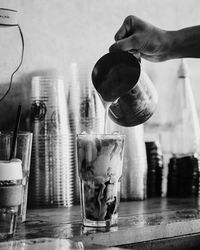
146, 140, 163, 198
167, 154, 199, 197
167, 60, 200, 198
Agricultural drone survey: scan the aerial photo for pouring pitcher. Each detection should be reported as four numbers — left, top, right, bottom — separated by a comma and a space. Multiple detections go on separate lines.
92, 51, 158, 127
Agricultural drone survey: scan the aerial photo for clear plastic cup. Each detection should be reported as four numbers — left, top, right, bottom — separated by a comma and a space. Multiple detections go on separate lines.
30, 76, 69, 135
29, 134, 73, 208
0, 132, 33, 222
76, 133, 125, 227
0, 160, 23, 240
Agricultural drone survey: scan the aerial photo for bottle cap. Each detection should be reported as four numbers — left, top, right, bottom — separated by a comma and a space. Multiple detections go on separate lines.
0, 159, 22, 181
178, 59, 189, 78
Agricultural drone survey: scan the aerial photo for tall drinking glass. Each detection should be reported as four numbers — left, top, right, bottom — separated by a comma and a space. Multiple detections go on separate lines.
0, 131, 33, 222
76, 133, 125, 227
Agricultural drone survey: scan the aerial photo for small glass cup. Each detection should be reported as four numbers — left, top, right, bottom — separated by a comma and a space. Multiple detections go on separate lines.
0, 131, 33, 222
0, 160, 23, 240
76, 133, 125, 227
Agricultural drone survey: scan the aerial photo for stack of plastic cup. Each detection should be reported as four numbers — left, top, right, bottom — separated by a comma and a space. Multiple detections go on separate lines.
120, 125, 147, 200
78, 72, 104, 134
67, 63, 81, 204
67, 65, 105, 204
29, 76, 73, 208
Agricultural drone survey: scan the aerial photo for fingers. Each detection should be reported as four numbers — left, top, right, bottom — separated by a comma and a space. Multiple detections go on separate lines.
114, 24, 127, 41
110, 15, 141, 52
115, 15, 141, 41
130, 51, 141, 62
114, 15, 134, 41
109, 35, 140, 52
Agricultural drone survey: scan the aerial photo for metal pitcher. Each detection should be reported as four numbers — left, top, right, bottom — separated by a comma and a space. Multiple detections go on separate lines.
92, 51, 158, 127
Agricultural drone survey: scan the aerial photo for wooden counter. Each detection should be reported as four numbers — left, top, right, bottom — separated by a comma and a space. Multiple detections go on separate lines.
2, 198, 200, 249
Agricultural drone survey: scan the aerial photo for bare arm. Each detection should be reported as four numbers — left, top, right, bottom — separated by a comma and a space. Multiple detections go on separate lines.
167, 26, 200, 60
109, 15, 200, 62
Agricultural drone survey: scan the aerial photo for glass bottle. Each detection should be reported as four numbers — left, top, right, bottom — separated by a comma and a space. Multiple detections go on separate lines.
167, 59, 200, 198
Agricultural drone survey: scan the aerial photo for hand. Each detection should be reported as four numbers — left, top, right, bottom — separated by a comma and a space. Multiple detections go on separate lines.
109, 15, 170, 62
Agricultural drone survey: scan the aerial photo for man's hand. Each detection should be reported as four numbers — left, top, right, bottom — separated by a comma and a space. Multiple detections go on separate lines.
109, 15, 171, 62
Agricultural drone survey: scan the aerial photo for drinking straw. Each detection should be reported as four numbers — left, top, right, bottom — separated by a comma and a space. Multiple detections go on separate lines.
9, 104, 22, 160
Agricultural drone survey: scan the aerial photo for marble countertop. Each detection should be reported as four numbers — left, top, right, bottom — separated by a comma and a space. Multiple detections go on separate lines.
1, 198, 200, 249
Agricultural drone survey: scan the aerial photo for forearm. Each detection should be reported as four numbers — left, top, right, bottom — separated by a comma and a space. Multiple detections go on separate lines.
165, 26, 200, 60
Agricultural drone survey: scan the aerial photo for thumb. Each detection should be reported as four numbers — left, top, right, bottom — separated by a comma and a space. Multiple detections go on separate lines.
109, 42, 119, 52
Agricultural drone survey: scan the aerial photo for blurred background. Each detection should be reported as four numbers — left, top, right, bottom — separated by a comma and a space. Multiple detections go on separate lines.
0, 0, 200, 205
0, 0, 199, 133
